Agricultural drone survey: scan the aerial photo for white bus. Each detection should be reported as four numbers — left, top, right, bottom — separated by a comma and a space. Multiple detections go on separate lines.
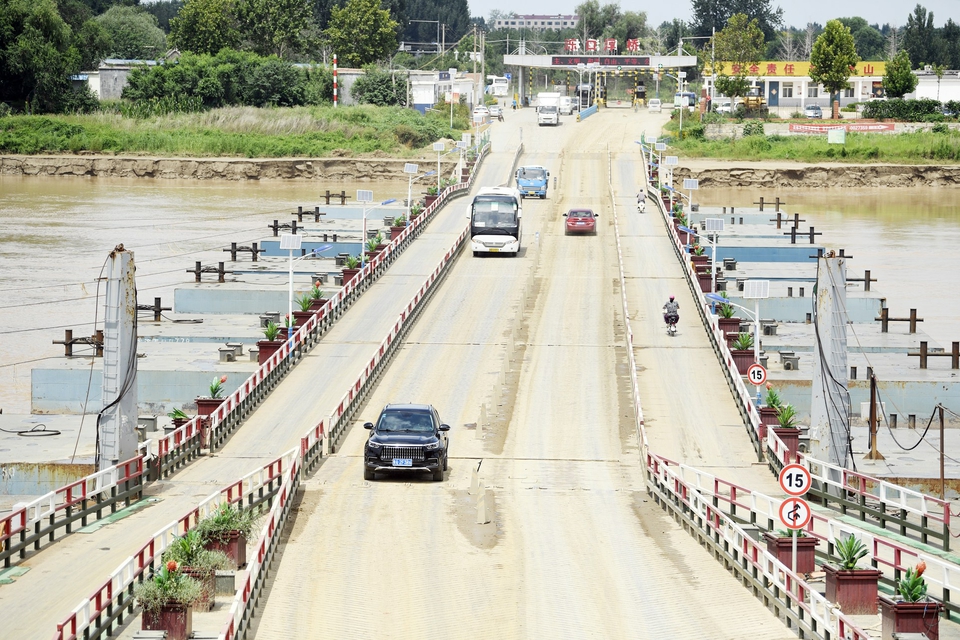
486, 76, 510, 97
468, 186, 522, 256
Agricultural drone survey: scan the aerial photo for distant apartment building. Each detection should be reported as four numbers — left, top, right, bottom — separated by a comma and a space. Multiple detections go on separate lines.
494, 14, 580, 31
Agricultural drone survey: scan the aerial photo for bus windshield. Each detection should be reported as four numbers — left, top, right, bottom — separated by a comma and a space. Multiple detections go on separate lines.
472, 197, 518, 231
517, 168, 545, 181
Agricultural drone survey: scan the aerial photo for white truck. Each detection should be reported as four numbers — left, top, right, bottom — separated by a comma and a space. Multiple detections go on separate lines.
537, 92, 561, 126
559, 96, 573, 115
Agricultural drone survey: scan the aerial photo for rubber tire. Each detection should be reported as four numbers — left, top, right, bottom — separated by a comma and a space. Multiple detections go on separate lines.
433, 464, 444, 481
364, 467, 375, 481
443, 450, 448, 471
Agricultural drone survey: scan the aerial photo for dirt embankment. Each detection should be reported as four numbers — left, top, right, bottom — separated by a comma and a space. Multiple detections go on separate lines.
0, 155, 458, 181
673, 161, 960, 188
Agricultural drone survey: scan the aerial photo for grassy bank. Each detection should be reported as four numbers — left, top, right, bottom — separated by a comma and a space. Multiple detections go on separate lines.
664, 119, 960, 164
0, 105, 468, 157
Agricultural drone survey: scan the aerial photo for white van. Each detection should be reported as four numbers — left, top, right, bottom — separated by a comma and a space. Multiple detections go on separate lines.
559, 96, 573, 115
647, 99, 662, 113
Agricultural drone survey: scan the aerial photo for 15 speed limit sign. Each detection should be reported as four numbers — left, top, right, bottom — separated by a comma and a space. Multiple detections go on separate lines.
746, 363, 767, 386
778, 464, 811, 497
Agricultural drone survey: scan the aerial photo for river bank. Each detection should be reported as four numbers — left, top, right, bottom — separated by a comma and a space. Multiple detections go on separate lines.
0, 154, 459, 181
4, 154, 960, 186
674, 160, 960, 188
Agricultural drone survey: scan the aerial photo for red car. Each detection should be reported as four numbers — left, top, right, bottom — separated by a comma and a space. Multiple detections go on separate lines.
563, 208, 597, 235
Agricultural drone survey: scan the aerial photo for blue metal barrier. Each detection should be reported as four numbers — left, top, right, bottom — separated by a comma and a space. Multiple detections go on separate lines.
578, 105, 598, 121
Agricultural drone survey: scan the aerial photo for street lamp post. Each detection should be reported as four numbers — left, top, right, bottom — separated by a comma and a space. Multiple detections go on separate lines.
403, 164, 437, 227
678, 217, 724, 293
279, 235, 332, 349
433, 141, 445, 193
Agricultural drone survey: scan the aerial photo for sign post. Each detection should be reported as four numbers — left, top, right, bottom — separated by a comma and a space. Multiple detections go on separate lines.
778, 464, 812, 596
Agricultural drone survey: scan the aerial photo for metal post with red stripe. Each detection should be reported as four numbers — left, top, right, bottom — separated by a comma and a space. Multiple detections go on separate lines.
333, 54, 338, 108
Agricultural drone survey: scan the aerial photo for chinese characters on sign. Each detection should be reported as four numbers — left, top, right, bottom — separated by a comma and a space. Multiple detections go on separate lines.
715, 61, 885, 77
564, 39, 579, 52
604, 38, 617, 52
585, 39, 598, 52
550, 56, 651, 66
626, 39, 640, 52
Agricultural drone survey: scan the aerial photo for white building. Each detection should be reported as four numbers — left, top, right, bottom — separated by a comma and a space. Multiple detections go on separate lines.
494, 14, 579, 31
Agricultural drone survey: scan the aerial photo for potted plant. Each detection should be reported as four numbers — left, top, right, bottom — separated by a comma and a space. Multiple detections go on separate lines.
277, 313, 293, 340
134, 560, 203, 640
697, 266, 714, 293
690, 244, 709, 266
879, 562, 943, 640
823, 534, 882, 615
161, 530, 231, 612
308, 281, 327, 311
409, 202, 424, 220
715, 291, 741, 339
424, 185, 439, 206
196, 502, 261, 570
341, 255, 362, 284
293, 293, 314, 328
196, 376, 227, 419
763, 529, 820, 576
773, 403, 801, 461
167, 408, 189, 429
758, 382, 781, 438
364, 237, 382, 259
730, 332, 756, 374
257, 321, 283, 365
390, 215, 407, 240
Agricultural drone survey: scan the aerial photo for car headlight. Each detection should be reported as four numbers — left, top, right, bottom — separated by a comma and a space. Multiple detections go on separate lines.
425, 440, 441, 450
366, 440, 382, 450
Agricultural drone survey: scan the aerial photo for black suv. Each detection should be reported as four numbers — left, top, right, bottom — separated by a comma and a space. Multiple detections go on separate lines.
363, 404, 450, 481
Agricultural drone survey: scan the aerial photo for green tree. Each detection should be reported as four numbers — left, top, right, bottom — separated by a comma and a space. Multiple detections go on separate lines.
325, 0, 398, 68
837, 17, 885, 60
350, 65, 405, 105
903, 4, 934, 66
404, 0, 468, 44
712, 13, 764, 99
169, 0, 240, 55
690, 0, 782, 43
95, 6, 168, 58
809, 19, 859, 116
74, 19, 112, 68
883, 49, 917, 98
0, 0, 82, 111
237, 0, 316, 58
143, 0, 184, 32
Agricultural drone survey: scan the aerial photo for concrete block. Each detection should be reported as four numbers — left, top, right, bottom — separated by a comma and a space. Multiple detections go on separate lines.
215, 570, 236, 596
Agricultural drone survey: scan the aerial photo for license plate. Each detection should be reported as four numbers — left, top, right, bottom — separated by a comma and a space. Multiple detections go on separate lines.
488, 248, 499, 252
392, 459, 412, 467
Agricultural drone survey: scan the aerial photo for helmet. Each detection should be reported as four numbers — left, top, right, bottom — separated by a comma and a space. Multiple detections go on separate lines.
669, 295, 675, 301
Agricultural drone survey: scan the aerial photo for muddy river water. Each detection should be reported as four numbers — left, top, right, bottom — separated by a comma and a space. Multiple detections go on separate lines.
1, 176, 958, 414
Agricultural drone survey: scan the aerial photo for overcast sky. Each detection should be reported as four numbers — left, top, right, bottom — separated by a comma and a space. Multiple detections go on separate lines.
471, 0, 960, 29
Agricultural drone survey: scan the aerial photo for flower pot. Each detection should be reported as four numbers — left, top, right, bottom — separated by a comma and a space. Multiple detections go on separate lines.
204, 530, 247, 570
879, 594, 943, 640
823, 565, 881, 615
364, 250, 381, 260
757, 407, 778, 440
424, 194, 438, 207
257, 340, 283, 365
730, 349, 755, 374
718, 316, 741, 338
172, 417, 188, 428
292, 310, 313, 328
681, 230, 697, 245
690, 254, 709, 267
181, 566, 215, 612
195, 398, 225, 419
308, 298, 328, 312
697, 272, 714, 293
390, 225, 407, 240
763, 532, 819, 575
773, 427, 801, 461
341, 267, 360, 284
142, 601, 193, 640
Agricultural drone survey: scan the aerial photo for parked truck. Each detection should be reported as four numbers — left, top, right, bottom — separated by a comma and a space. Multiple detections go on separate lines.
515, 165, 550, 199
536, 92, 561, 126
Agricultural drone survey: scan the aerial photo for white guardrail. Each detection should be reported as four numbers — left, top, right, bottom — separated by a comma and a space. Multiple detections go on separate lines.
611, 152, 870, 640
52, 143, 490, 640
639, 144, 952, 549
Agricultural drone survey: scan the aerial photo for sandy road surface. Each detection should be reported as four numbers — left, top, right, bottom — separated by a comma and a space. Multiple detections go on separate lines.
253, 107, 791, 639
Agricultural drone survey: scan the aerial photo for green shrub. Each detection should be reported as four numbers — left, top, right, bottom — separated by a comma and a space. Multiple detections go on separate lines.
933, 123, 949, 134
862, 98, 942, 121
791, 111, 804, 119
741, 121, 765, 136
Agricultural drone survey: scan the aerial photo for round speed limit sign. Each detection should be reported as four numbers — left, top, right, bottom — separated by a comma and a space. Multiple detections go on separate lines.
779, 464, 812, 497
747, 363, 767, 386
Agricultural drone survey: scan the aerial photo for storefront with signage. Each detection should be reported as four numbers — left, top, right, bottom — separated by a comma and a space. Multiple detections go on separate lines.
704, 61, 887, 110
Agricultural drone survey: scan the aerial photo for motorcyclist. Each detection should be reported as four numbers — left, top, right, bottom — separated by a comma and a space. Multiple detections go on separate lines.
663, 295, 679, 322
636, 193, 646, 213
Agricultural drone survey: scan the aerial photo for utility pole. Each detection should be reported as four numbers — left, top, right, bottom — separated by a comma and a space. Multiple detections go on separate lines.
442, 24, 445, 56
940, 404, 946, 499
863, 374, 885, 460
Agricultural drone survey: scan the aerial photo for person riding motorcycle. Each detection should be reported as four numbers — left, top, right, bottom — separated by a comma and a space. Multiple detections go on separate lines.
636, 193, 646, 213
663, 295, 680, 329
